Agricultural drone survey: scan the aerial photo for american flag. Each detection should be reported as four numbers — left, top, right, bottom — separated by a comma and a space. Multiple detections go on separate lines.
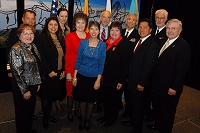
50, 0, 59, 16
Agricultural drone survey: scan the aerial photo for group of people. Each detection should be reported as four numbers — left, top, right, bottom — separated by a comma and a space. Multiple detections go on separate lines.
7, 8, 191, 133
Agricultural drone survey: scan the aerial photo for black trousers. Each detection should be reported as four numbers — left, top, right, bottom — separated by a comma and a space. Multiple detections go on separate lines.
127, 88, 146, 133
12, 84, 37, 133
151, 92, 181, 133
102, 86, 123, 123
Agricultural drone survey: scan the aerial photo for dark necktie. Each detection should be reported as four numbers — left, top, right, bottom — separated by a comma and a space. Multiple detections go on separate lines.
101, 28, 106, 41
156, 30, 159, 35
125, 31, 129, 38
134, 39, 142, 53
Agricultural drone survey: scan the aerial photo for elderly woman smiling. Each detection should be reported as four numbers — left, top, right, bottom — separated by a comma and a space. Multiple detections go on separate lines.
9, 24, 42, 133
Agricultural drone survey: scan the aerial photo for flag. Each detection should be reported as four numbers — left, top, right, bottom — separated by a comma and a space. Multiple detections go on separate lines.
83, 0, 89, 32
50, 0, 59, 16
129, 0, 141, 15
106, 0, 111, 25
106, 0, 111, 13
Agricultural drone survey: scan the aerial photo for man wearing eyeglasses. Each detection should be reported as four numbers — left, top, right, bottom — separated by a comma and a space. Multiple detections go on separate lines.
145, 9, 168, 124
151, 9, 168, 45
150, 19, 191, 133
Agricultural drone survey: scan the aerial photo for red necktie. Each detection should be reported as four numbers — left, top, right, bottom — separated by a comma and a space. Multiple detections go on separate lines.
134, 39, 142, 53
101, 28, 106, 41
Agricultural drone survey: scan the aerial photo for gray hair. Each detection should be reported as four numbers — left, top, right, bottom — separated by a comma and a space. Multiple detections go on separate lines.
166, 19, 183, 30
155, 9, 168, 18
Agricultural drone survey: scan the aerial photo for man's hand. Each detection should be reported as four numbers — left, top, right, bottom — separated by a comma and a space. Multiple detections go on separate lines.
116, 83, 122, 90
137, 84, 144, 91
168, 88, 176, 95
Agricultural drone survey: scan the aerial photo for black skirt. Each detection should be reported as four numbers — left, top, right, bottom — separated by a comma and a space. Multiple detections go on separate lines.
72, 73, 101, 102
37, 69, 65, 100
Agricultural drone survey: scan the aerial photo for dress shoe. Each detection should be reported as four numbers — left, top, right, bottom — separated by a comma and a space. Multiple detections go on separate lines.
104, 122, 114, 127
122, 121, 131, 127
43, 118, 49, 129
33, 115, 38, 120
74, 111, 81, 120
122, 112, 129, 118
67, 112, 73, 122
97, 117, 106, 123
147, 124, 158, 130
31, 129, 37, 133
49, 115, 57, 122
79, 120, 85, 131
85, 120, 91, 131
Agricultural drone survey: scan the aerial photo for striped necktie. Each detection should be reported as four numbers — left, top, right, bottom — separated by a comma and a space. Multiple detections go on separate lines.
101, 28, 106, 41
134, 39, 142, 53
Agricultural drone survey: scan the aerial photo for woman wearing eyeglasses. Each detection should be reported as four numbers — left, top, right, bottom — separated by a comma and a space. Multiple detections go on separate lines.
9, 24, 42, 133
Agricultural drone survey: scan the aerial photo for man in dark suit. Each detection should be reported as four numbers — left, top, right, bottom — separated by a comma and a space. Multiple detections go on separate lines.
151, 9, 168, 45
121, 13, 140, 119
150, 19, 191, 133
127, 18, 159, 133
145, 9, 168, 123
99, 10, 111, 41
6, 10, 39, 77
122, 13, 140, 42
96, 10, 112, 113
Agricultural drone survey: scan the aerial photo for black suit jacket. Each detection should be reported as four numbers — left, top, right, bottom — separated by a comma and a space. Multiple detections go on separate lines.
122, 28, 140, 42
102, 39, 129, 88
152, 36, 191, 95
151, 27, 167, 46
128, 36, 159, 90
38, 34, 66, 75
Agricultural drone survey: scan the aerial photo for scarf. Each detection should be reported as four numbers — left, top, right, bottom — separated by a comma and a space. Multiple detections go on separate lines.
106, 36, 122, 51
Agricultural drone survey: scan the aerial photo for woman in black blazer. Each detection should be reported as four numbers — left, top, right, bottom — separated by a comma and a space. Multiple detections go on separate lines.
37, 17, 65, 129
97, 21, 128, 127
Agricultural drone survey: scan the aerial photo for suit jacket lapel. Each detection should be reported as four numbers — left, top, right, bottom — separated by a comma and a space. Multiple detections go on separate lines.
133, 36, 151, 56
159, 37, 180, 57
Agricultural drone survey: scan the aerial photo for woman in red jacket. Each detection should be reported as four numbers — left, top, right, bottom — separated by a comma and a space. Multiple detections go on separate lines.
65, 13, 90, 121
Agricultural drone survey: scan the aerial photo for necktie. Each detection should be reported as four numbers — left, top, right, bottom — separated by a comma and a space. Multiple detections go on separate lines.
134, 39, 142, 53
156, 30, 159, 35
101, 28, 106, 41
159, 40, 170, 56
125, 31, 129, 38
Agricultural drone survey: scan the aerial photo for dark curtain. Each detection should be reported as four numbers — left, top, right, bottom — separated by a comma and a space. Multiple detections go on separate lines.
140, 0, 200, 90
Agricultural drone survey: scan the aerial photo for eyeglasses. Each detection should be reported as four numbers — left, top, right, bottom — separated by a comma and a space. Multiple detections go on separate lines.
155, 17, 165, 20
166, 27, 179, 31
21, 32, 34, 36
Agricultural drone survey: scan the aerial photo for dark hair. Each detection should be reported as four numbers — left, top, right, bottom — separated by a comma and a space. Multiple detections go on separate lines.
138, 18, 153, 29
57, 8, 68, 16
110, 21, 122, 34
17, 24, 35, 37
41, 17, 64, 46
88, 21, 100, 30
72, 12, 88, 30
23, 10, 36, 17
